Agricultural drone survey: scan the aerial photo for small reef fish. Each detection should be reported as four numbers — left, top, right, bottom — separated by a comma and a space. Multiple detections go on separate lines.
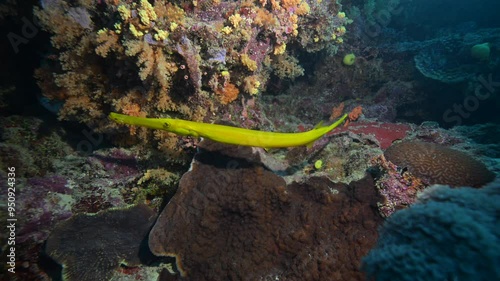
109, 112, 348, 148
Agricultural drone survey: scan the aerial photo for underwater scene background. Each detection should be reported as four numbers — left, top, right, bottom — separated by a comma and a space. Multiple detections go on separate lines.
0, 0, 499, 280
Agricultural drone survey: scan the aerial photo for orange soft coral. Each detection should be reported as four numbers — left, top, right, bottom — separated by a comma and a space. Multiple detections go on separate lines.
329, 102, 345, 121
344, 106, 363, 127
215, 82, 239, 104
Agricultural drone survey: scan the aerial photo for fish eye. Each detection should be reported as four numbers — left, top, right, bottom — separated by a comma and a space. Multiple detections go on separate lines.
163, 122, 170, 129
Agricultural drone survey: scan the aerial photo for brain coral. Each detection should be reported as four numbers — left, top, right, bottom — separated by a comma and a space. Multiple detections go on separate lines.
384, 141, 495, 187
149, 140, 383, 281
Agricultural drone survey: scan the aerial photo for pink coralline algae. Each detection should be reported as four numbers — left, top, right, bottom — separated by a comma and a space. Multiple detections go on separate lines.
17, 176, 73, 244
4, 143, 149, 279
28, 175, 72, 195
372, 154, 427, 218
243, 28, 272, 68
329, 121, 412, 149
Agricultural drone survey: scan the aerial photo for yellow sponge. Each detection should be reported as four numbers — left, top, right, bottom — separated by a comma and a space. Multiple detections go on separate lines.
343, 53, 356, 66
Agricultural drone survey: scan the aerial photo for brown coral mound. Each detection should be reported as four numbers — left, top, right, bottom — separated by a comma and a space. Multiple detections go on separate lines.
384, 141, 495, 187
45, 204, 156, 281
149, 141, 383, 281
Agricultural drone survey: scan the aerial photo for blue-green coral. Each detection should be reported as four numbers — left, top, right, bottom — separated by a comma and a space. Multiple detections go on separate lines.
363, 183, 500, 281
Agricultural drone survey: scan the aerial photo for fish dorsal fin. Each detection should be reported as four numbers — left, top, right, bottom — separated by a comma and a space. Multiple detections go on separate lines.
306, 141, 315, 149
313, 120, 324, 129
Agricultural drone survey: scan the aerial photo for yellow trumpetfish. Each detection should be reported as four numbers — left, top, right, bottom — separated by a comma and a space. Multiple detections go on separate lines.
109, 112, 348, 148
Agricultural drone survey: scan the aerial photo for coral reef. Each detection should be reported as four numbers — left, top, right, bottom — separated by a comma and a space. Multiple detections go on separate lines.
384, 28, 500, 83
362, 183, 500, 281
0, 115, 73, 177
148, 140, 383, 280
368, 122, 499, 217
372, 154, 427, 217
384, 141, 495, 187
45, 204, 157, 281
34, 0, 350, 151
3, 1, 499, 281
4, 110, 497, 281
450, 123, 500, 175
0, 114, 186, 280
260, 51, 422, 127
283, 132, 382, 185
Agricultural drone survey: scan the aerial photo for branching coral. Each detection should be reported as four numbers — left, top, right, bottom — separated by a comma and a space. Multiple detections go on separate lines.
243, 75, 261, 95
273, 53, 305, 79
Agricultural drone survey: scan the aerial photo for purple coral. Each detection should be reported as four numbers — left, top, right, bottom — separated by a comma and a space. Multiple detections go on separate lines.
375, 171, 425, 218
243, 28, 272, 68
18, 176, 73, 243
28, 176, 71, 194
67, 7, 92, 29
176, 36, 202, 91
208, 48, 226, 65
144, 33, 168, 46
